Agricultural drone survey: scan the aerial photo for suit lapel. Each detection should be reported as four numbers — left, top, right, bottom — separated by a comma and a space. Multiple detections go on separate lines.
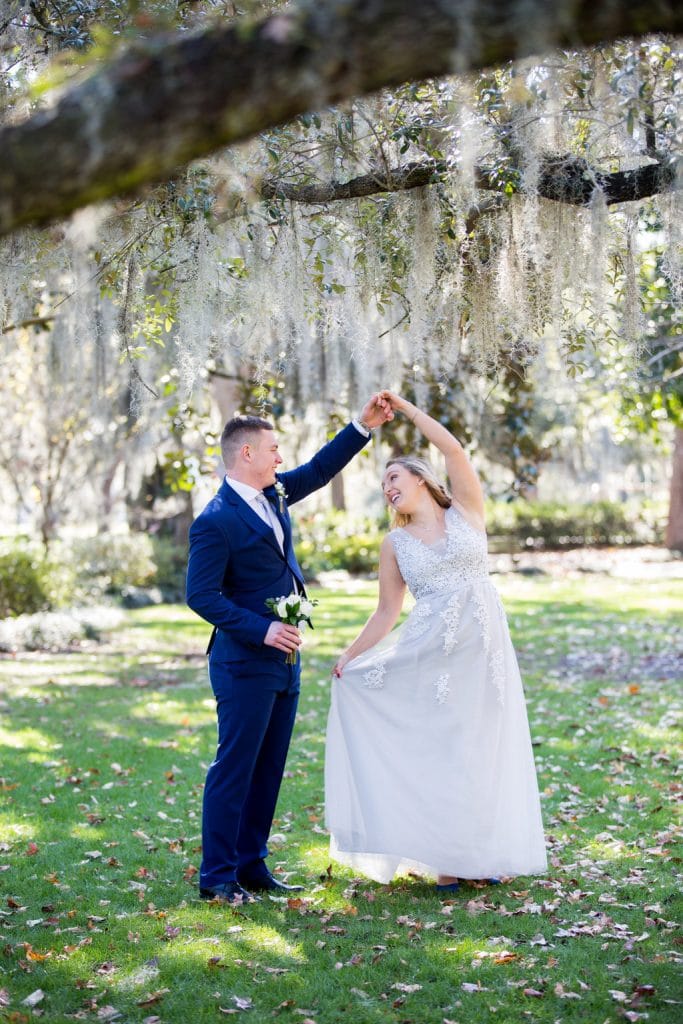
222, 480, 283, 556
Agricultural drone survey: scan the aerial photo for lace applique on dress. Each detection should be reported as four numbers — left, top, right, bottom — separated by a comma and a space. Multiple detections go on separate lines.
389, 507, 488, 600
434, 673, 451, 704
402, 600, 432, 642
473, 590, 505, 705
441, 593, 461, 654
363, 660, 387, 690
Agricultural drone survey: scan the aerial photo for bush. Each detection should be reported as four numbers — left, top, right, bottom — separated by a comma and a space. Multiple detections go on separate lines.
0, 550, 63, 617
70, 533, 157, 596
150, 536, 187, 601
294, 511, 385, 577
0, 606, 124, 652
486, 498, 666, 551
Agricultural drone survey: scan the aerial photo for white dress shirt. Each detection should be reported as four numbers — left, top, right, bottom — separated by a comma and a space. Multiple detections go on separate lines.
225, 476, 285, 551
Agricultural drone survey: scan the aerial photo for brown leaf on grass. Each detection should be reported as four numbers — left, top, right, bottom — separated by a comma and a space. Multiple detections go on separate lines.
95, 1007, 121, 1021
208, 956, 225, 968
523, 988, 544, 998
183, 865, 198, 880
136, 989, 170, 1008
7, 898, 25, 910
0, 989, 10, 1007
632, 984, 656, 997
94, 961, 117, 976
25, 843, 39, 857
26, 949, 51, 962
493, 952, 518, 965
161, 926, 181, 941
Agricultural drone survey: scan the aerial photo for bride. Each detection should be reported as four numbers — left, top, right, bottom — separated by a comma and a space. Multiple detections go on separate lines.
324, 390, 547, 888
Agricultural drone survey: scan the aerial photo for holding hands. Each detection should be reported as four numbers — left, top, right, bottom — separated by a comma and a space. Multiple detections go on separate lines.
359, 392, 394, 430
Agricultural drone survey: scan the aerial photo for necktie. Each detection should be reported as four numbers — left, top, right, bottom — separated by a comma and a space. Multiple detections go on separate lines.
255, 493, 285, 552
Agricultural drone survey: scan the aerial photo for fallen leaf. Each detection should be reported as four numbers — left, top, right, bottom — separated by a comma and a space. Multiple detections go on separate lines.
137, 989, 170, 1008
21, 990, 44, 1008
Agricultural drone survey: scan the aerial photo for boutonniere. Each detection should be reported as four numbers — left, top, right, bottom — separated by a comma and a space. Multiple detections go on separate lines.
274, 480, 287, 513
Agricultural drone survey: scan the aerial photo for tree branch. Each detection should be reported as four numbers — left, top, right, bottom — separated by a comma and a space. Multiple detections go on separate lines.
261, 156, 680, 207
0, 0, 681, 236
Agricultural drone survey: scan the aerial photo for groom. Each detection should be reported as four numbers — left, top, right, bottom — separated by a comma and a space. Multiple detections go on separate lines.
186, 395, 392, 903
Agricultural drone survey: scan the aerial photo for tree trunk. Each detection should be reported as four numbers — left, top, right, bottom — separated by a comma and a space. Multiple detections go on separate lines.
331, 471, 346, 511
1, 0, 681, 236
665, 426, 683, 552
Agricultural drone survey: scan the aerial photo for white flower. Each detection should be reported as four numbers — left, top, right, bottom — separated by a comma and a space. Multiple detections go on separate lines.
299, 598, 314, 617
276, 598, 289, 617
274, 480, 288, 511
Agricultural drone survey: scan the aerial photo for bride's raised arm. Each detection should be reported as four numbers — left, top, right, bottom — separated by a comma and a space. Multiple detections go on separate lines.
379, 390, 485, 532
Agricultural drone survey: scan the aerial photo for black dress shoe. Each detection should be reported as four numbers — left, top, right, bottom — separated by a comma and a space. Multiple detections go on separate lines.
238, 873, 304, 894
199, 881, 261, 903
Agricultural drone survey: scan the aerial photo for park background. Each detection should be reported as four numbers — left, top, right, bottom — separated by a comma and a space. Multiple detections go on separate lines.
0, 1, 681, 1022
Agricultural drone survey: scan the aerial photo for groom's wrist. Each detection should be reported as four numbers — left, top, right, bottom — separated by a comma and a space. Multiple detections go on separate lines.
352, 417, 372, 437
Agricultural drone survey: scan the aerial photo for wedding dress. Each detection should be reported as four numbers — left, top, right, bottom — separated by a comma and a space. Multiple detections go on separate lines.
325, 505, 547, 883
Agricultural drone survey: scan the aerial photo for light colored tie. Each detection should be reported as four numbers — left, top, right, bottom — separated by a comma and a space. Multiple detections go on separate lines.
255, 493, 285, 552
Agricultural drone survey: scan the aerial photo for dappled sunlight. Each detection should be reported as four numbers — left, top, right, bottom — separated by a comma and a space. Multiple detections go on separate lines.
240, 922, 307, 962
129, 694, 213, 729
580, 839, 638, 863
0, 723, 55, 754
0, 577, 679, 1021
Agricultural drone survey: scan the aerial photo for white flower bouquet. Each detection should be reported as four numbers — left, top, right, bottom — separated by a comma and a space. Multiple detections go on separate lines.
265, 592, 318, 664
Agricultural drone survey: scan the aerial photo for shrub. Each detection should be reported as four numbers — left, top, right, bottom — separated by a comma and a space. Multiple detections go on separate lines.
294, 511, 385, 577
70, 533, 157, 596
0, 550, 55, 617
486, 498, 665, 551
0, 606, 124, 652
150, 536, 187, 601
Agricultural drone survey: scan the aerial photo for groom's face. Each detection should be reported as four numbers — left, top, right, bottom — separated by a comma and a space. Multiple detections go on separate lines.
248, 429, 283, 489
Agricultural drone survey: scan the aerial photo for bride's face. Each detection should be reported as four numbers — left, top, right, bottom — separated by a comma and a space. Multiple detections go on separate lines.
382, 463, 423, 514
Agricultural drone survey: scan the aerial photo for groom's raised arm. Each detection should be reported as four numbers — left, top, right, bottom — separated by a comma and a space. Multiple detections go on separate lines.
279, 422, 370, 506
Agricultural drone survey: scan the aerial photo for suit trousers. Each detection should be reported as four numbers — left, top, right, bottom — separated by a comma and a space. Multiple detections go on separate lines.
200, 657, 299, 888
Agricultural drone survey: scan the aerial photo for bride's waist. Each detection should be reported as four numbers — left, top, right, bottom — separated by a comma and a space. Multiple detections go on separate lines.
412, 574, 491, 600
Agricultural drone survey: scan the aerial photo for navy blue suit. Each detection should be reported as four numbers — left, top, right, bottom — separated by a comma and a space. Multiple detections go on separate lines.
186, 423, 369, 888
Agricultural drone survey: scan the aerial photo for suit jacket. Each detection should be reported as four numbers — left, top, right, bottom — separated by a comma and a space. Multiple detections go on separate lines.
186, 422, 369, 663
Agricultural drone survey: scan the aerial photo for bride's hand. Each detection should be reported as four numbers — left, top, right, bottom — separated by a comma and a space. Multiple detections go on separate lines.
378, 390, 415, 418
332, 652, 352, 678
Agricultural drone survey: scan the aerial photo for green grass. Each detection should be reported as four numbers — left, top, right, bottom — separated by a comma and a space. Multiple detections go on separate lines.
0, 573, 681, 1023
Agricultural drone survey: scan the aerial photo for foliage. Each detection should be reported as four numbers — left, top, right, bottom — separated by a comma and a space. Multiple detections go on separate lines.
70, 533, 157, 594
0, 550, 56, 617
293, 500, 665, 576
149, 535, 188, 602
0, 605, 123, 652
486, 499, 666, 551
0, 576, 680, 1020
2, 7, 682, 406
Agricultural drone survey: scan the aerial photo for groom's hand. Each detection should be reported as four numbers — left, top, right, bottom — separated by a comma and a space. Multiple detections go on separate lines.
264, 621, 301, 654
359, 392, 394, 430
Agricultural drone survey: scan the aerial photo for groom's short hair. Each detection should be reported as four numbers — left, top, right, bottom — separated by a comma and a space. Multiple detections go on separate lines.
221, 415, 273, 468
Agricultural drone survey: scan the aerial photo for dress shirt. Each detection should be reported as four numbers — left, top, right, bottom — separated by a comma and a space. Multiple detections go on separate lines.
225, 476, 285, 551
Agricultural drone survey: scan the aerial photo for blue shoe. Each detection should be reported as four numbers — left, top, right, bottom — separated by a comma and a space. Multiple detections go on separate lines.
435, 881, 460, 892
487, 878, 501, 884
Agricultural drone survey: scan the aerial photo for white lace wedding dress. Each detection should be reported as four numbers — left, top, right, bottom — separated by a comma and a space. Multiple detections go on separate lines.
325, 505, 547, 883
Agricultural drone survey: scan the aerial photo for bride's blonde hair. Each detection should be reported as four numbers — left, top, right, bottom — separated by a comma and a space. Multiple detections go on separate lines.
385, 456, 452, 528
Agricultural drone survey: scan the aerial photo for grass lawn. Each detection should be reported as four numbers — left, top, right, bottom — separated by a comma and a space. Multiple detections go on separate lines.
0, 571, 680, 1023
